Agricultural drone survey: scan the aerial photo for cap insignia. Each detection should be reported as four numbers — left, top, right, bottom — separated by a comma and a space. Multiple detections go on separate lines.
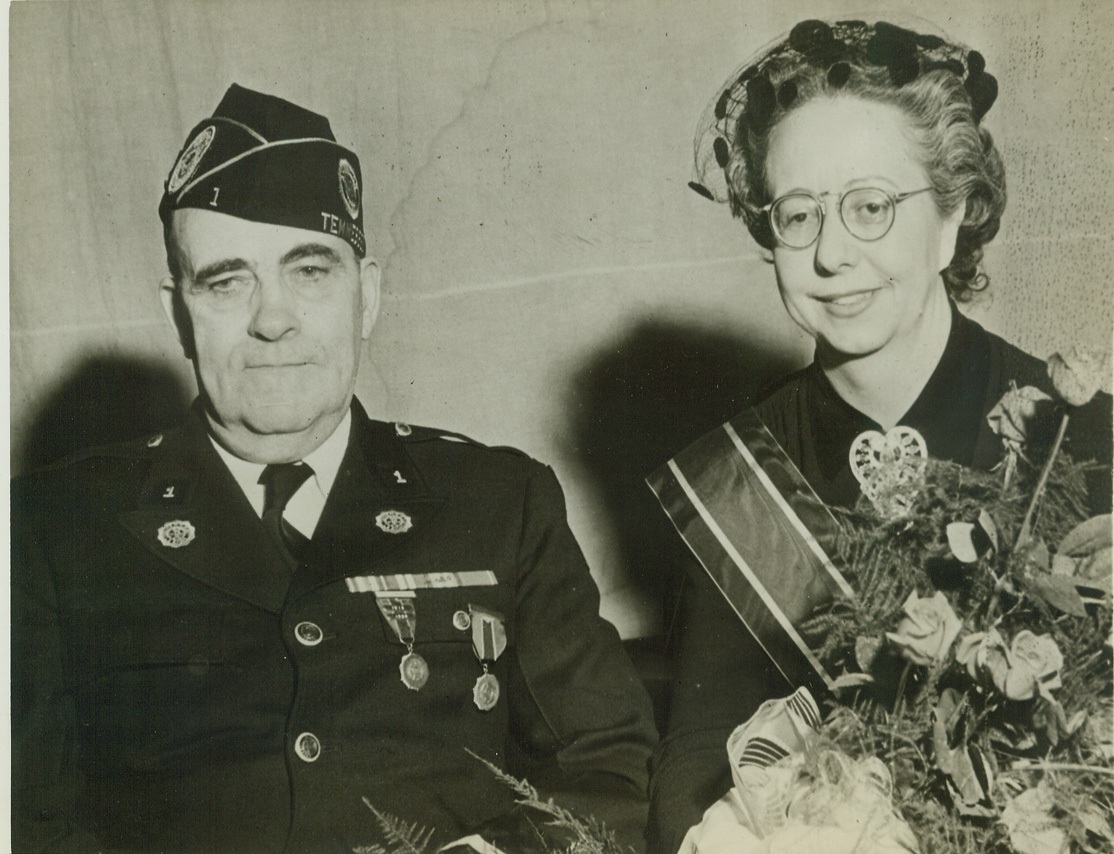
167, 126, 216, 194
338, 158, 360, 219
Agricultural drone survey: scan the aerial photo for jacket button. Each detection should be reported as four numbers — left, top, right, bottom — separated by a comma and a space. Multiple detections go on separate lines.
294, 732, 321, 763
294, 621, 324, 646
452, 610, 471, 631
394, 422, 413, 437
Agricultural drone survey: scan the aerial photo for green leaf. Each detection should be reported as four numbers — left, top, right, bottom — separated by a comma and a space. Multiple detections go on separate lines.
1027, 574, 1088, 617
1076, 801, 1114, 842
1058, 514, 1112, 557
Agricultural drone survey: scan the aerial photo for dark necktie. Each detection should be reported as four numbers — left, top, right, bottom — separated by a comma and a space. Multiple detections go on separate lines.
259, 462, 315, 567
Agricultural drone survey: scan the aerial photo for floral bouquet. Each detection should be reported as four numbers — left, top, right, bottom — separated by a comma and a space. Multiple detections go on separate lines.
686, 347, 1112, 854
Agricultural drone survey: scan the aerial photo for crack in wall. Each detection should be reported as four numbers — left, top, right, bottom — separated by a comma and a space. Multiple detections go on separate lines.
382, 1, 558, 283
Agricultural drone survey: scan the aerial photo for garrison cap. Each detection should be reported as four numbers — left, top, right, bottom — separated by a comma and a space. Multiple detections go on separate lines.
159, 84, 366, 257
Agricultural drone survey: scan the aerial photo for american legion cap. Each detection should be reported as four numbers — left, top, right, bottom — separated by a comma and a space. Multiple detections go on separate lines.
158, 84, 366, 257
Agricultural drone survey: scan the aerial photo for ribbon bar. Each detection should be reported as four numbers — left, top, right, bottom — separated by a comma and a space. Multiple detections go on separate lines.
345, 570, 498, 593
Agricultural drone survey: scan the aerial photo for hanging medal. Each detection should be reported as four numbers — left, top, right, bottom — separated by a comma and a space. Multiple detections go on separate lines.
375, 591, 429, 691
469, 605, 507, 711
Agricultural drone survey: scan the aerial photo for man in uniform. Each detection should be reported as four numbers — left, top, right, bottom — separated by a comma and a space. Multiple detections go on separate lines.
12, 84, 657, 853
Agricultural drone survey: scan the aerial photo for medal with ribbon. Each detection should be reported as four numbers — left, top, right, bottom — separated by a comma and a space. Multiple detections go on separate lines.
468, 605, 507, 711
375, 591, 429, 691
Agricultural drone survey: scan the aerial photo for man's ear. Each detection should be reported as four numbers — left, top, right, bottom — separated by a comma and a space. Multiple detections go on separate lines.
359, 257, 382, 340
159, 277, 195, 360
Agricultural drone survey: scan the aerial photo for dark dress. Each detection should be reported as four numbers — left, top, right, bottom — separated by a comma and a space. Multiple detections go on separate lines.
646, 305, 1112, 854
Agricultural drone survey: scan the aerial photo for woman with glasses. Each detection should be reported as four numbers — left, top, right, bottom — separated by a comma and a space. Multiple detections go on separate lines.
647, 18, 1112, 854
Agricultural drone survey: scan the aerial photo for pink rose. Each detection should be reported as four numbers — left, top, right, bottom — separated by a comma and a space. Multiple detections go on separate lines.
885, 591, 961, 666
1048, 346, 1109, 407
956, 629, 1063, 701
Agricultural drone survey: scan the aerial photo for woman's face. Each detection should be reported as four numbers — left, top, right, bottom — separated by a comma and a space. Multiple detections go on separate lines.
764, 95, 963, 359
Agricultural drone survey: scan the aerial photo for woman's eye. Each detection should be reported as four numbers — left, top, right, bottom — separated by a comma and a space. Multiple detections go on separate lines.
852, 200, 890, 222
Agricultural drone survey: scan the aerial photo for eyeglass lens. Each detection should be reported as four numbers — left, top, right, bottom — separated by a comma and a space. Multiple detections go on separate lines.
770, 188, 896, 247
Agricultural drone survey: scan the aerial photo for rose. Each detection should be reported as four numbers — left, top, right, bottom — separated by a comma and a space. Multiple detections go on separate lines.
1047, 346, 1109, 407
986, 383, 1053, 449
956, 629, 1063, 700
999, 631, 1064, 699
884, 591, 961, 666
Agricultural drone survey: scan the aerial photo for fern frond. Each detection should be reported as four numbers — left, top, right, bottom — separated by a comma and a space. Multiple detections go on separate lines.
361, 800, 436, 854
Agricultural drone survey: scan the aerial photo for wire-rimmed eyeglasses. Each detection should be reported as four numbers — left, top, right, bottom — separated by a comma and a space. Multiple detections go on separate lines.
761, 186, 933, 249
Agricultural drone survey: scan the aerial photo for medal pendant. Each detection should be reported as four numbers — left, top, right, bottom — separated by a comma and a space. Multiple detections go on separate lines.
399, 651, 429, 691
473, 671, 500, 711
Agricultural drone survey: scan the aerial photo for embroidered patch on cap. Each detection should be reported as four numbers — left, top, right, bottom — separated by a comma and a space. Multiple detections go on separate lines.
167, 126, 216, 194
338, 158, 360, 219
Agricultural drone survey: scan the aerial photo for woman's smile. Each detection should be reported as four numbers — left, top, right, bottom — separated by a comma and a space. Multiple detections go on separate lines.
813, 287, 880, 316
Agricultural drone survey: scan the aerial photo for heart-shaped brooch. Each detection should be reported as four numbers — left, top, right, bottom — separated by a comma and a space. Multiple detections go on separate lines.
849, 426, 928, 518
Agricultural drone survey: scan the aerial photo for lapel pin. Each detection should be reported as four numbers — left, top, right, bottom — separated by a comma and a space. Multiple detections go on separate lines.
157, 519, 196, 548
375, 509, 413, 534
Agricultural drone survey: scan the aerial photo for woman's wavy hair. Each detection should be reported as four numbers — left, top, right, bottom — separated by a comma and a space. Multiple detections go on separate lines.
704, 22, 1011, 300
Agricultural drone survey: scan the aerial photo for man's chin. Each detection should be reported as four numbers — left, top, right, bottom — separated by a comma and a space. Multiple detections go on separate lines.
239, 403, 320, 435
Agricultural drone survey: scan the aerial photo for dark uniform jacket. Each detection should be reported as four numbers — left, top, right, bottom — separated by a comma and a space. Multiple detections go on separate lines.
13, 400, 657, 853
646, 306, 1113, 854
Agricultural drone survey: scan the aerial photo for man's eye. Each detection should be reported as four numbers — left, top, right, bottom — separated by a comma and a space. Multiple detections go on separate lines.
294, 265, 329, 280
206, 277, 248, 294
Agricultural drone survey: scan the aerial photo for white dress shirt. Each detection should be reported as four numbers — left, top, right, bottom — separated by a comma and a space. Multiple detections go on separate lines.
210, 411, 352, 538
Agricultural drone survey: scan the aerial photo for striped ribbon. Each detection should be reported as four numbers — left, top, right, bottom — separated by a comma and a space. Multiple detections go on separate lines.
346, 570, 498, 593
647, 409, 853, 692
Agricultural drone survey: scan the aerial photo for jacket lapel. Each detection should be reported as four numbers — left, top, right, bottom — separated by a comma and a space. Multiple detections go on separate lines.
287, 402, 448, 603
117, 407, 293, 613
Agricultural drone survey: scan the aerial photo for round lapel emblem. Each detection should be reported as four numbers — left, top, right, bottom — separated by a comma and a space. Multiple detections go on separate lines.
338, 158, 360, 219
157, 519, 196, 548
167, 126, 216, 194
375, 509, 413, 535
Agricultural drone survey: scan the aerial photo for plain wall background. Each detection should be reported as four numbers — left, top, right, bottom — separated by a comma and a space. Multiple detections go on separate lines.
10, 0, 1113, 638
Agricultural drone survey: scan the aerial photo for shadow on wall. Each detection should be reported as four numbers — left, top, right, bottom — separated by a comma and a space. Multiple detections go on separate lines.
565, 317, 802, 729
565, 317, 802, 638
16, 356, 194, 475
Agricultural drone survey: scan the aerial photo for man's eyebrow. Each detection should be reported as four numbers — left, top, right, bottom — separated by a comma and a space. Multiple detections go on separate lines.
193, 258, 252, 282
281, 244, 344, 266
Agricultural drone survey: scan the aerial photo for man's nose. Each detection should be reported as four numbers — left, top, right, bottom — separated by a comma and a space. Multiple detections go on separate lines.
248, 277, 299, 341
813, 202, 860, 275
